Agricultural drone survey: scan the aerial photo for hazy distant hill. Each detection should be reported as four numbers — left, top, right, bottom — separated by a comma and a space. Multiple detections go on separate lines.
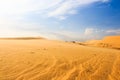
0, 37, 45, 40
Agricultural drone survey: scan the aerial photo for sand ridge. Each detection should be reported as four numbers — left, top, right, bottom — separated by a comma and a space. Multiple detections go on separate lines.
0, 37, 120, 80
0, 37, 45, 40
84, 36, 120, 50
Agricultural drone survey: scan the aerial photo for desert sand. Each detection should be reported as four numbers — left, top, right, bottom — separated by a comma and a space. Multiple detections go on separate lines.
0, 36, 120, 80
85, 36, 120, 50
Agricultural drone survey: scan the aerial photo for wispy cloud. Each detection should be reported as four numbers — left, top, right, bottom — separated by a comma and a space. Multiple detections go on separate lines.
48, 0, 109, 19
85, 28, 95, 35
106, 29, 120, 34
0, 0, 109, 19
0, 0, 61, 15
84, 28, 104, 40
84, 28, 120, 40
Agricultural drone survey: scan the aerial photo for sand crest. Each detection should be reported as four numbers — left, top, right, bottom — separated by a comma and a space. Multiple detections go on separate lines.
85, 36, 120, 49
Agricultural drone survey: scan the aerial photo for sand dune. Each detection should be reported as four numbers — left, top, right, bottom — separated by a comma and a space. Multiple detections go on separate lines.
85, 36, 120, 49
0, 37, 120, 80
0, 37, 45, 40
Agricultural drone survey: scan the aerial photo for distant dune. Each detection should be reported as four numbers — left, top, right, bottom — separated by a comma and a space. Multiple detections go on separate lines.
85, 36, 120, 49
0, 37, 45, 40
0, 36, 120, 80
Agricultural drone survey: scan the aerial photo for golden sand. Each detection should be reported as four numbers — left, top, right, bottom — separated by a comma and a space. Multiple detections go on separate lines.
0, 36, 120, 80
85, 36, 120, 49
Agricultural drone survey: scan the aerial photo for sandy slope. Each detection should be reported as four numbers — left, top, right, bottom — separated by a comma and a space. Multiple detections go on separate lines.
0, 39, 120, 80
85, 36, 120, 49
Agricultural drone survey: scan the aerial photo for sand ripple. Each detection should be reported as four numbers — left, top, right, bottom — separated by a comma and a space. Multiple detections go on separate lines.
0, 40, 120, 80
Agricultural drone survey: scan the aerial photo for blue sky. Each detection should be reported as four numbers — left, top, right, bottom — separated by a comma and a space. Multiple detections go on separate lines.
0, 0, 120, 41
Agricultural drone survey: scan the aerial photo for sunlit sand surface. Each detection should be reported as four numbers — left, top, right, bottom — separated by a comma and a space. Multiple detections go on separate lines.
85, 36, 120, 50
0, 36, 120, 80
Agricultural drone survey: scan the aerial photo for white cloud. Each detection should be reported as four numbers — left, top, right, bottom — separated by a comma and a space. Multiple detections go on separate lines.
106, 29, 120, 34
84, 28, 95, 35
0, 0, 61, 15
48, 0, 109, 19
83, 28, 120, 41
84, 28, 103, 40
0, 0, 109, 19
